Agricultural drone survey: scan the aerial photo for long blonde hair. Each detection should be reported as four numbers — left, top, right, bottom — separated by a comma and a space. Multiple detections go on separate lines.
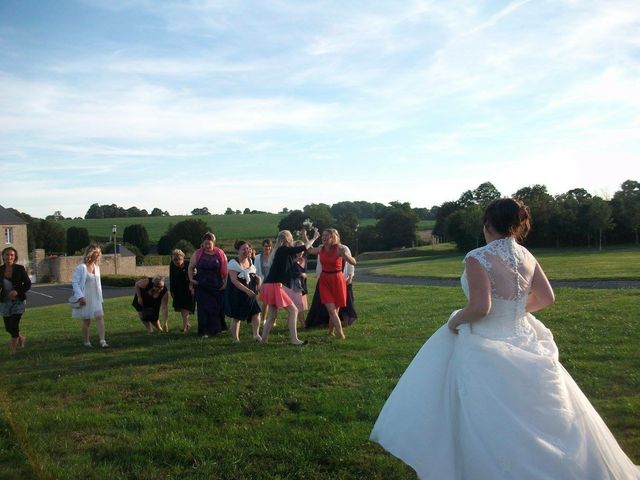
268, 230, 293, 266
83, 243, 101, 264
322, 228, 340, 249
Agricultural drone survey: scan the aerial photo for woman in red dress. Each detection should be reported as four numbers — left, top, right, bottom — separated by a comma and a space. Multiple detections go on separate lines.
307, 229, 356, 339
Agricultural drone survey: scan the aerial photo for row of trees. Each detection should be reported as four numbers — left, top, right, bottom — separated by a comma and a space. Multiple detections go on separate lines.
157, 201, 421, 255
276, 201, 419, 253
85, 203, 170, 219
434, 180, 640, 251
13, 180, 638, 259
7, 209, 156, 260
82, 201, 437, 222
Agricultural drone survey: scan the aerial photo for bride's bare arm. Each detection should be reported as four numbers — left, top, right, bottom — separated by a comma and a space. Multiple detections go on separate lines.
448, 257, 491, 333
526, 262, 555, 313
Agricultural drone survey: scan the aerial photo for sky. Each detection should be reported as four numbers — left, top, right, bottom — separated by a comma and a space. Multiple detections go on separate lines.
1, 0, 639, 219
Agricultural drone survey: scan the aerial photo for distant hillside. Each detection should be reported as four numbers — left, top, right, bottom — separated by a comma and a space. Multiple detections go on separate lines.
58, 215, 434, 245
59, 213, 286, 243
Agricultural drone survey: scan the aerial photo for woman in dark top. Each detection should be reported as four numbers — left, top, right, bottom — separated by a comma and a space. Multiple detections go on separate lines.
0, 247, 31, 354
188, 232, 228, 338
169, 249, 195, 333
259, 228, 319, 345
132, 275, 169, 333
224, 240, 262, 343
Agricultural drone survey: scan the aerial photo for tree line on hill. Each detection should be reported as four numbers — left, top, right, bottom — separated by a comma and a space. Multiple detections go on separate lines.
434, 180, 640, 251
8, 179, 638, 259
83, 202, 435, 220
84, 203, 170, 219
7, 199, 429, 259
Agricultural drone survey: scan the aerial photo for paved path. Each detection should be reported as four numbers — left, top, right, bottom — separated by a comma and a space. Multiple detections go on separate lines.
355, 270, 640, 289
28, 284, 134, 308
28, 273, 640, 308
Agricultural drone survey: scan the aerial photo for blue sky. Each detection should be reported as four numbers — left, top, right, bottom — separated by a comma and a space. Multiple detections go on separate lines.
1, 0, 639, 219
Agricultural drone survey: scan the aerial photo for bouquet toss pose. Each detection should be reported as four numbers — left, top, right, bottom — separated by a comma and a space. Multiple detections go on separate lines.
260, 228, 319, 345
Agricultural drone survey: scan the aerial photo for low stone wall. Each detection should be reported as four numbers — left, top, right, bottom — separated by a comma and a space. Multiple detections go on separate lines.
32, 249, 169, 283
131, 265, 170, 279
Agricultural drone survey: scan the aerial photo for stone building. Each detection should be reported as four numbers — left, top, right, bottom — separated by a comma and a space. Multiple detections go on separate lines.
0, 205, 29, 267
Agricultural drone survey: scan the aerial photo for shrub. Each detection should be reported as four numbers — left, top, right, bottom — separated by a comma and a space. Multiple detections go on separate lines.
66, 226, 90, 255
142, 255, 172, 266
123, 224, 150, 255
101, 275, 138, 287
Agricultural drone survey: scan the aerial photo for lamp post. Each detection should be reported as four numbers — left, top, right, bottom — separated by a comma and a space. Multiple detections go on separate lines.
112, 225, 117, 275
355, 223, 359, 256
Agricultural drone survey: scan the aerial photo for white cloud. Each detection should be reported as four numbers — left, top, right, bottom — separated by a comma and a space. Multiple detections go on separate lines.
1, 1, 640, 219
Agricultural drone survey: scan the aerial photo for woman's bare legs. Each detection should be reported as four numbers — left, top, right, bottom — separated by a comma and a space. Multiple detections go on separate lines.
9, 336, 19, 355
261, 307, 278, 342
231, 319, 241, 342
95, 315, 108, 347
251, 314, 262, 341
325, 304, 345, 339
82, 319, 92, 345
180, 309, 191, 332
286, 304, 305, 345
297, 310, 306, 329
261, 304, 270, 326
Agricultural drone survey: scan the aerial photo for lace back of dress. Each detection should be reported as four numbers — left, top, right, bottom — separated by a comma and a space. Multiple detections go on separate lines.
473, 238, 536, 303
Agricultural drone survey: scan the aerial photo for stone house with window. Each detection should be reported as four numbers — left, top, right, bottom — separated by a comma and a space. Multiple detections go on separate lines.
0, 205, 29, 267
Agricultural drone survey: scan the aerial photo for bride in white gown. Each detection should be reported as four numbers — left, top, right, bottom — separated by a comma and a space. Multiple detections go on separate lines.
370, 198, 639, 480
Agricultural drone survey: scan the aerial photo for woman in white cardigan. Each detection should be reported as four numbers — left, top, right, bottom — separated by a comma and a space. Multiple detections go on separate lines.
71, 244, 108, 348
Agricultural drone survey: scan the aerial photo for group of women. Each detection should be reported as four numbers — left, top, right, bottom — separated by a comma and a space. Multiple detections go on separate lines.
0, 227, 358, 351
179, 227, 357, 345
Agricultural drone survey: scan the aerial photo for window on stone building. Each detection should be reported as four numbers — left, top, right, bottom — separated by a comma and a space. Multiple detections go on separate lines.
4, 227, 13, 244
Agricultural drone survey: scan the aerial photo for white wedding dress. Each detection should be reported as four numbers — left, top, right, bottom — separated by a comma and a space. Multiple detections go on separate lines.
370, 237, 639, 479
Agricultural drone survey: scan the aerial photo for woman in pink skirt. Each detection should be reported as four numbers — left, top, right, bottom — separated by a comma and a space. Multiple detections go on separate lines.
260, 228, 319, 345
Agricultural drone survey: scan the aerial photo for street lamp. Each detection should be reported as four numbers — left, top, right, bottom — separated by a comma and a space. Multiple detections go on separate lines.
355, 223, 359, 256
112, 225, 118, 275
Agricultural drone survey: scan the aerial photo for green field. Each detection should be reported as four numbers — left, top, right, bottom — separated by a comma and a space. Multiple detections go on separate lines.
0, 281, 638, 479
362, 245, 640, 281
59, 214, 286, 243
58, 216, 435, 244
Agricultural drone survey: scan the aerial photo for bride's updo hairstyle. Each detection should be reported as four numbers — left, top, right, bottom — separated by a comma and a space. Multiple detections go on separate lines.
482, 198, 531, 242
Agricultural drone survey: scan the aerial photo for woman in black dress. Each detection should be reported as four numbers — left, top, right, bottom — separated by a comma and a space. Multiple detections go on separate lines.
132, 275, 169, 333
224, 240, 262, 342
169, 249, 195, 333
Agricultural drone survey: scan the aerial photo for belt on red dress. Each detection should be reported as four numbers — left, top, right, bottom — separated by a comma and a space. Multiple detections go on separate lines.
322, 270, 342, 274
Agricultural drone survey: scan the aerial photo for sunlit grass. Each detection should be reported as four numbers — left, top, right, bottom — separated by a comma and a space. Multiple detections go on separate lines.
363, 246, 640, 280
0, 282, 638, 479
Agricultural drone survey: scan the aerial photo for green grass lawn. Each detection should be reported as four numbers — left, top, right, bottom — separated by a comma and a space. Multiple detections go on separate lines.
363, 246, 640, 281
1, 283, 638, 479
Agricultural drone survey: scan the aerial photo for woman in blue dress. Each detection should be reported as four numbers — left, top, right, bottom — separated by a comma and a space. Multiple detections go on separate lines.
188, 232, 228, 338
